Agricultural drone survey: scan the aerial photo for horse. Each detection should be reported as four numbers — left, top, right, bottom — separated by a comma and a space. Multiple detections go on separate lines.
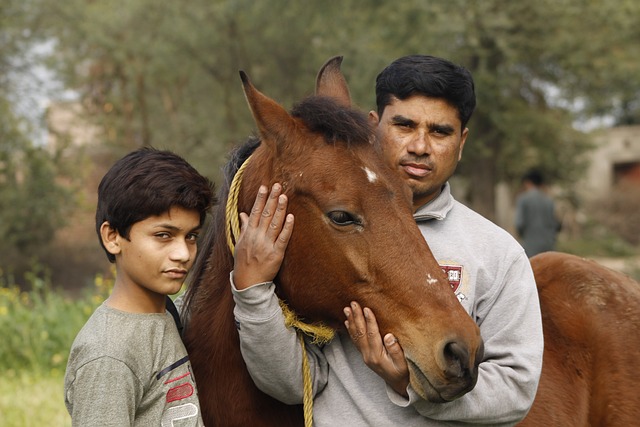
519, 251, 640, 426
182, 57, 484, 426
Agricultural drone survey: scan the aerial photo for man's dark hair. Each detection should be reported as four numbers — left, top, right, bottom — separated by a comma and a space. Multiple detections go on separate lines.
523, 169, 545, 186
95, 147, 214, 263
375, 55, 476, 129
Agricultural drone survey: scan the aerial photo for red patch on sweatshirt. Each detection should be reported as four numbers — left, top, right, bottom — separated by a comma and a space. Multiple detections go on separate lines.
441, 265, 462, 293
166, 383, 194, 403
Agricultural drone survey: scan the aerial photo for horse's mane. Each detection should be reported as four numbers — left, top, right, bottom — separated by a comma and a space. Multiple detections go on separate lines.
181, 95, 372, 323
291, 96, 374, 146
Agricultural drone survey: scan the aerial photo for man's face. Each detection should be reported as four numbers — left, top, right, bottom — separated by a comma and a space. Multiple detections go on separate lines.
370, 95, 468, 210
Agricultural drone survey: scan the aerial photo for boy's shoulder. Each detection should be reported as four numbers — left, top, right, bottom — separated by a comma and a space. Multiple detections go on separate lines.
68, 303, 176, 375
65, 304, 204, 426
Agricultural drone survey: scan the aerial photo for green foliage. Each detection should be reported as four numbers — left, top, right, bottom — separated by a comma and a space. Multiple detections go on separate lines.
0, 0, 637, 280
558, 231, 637, 259
0, 145, 71, 250
1, 0, 79, 281
0, 0, 37, 91
34, 0, 376, 177
0, 266, 112, 375
31, 0, 640, 216
0, 120, 75, 277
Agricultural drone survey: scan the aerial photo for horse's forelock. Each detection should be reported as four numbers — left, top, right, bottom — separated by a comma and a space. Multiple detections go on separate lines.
291, 96, 373, 146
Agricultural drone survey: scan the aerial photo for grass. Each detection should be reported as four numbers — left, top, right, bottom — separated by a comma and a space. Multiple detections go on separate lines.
0, 371, 71, 427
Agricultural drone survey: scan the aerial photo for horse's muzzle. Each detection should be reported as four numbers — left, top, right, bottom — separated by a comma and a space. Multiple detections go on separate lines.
407, 337, 484, 402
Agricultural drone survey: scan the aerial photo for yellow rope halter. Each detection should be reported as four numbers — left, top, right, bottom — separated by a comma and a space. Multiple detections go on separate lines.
225, 154, 335, 427
225, 155, 253, 255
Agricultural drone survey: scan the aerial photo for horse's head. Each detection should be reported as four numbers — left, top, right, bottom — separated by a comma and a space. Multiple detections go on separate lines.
235, 57, 483, 403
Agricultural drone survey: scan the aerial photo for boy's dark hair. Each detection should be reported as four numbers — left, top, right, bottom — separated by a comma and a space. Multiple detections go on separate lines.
375, 55, 476, 129
96, 147, 214, 263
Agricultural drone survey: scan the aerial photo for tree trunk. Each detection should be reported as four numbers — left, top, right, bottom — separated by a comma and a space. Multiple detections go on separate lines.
467, 156, 496, 223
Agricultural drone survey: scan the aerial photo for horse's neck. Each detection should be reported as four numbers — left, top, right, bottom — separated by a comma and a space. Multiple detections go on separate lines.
185, 253, 251, 418
188, 260, 303, 426
185, 229, 237, 355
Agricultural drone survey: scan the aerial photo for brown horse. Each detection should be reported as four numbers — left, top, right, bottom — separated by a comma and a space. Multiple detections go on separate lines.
519, 252, 640, 426
182, 57, 484, 426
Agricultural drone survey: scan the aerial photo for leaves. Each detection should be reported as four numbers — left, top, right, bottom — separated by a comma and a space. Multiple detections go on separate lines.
1, 0, 638, 271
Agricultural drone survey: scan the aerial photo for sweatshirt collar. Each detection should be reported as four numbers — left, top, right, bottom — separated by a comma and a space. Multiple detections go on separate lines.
413, 182, 455, 222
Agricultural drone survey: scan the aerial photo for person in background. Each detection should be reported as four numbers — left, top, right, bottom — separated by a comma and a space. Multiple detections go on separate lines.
515, 169, 561, 257
232, 55, 543, 426
64, 147, 213, 426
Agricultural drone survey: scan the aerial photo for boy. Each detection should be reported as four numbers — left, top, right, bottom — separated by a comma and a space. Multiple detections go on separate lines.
64, 147, 214, 426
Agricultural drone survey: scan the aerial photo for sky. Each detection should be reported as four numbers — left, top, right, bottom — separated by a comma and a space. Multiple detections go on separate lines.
8, 40, 77, 145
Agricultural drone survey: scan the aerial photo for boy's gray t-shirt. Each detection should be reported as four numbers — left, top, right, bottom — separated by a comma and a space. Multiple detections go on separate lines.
64, 303, 204, 426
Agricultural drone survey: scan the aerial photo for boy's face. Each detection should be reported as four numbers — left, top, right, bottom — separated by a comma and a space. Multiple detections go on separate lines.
370, 94, 468, 211
104, 206, 201, 311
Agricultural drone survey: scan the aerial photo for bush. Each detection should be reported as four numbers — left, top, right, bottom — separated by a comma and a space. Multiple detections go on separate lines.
0, 265, 112, 376
0, 266, 112, 426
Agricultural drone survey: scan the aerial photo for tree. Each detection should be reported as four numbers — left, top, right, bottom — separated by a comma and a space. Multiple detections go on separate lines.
36, 0, 362, 177
0, 98, 75, 280
331, 0, 640, 219
0, 0, 77, 285
34, 0, 640, 219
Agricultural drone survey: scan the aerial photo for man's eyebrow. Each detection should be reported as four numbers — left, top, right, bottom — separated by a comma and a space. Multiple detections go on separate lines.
390, 115, 457, 134
430, 123, 456, 134
391, 115, 416, 126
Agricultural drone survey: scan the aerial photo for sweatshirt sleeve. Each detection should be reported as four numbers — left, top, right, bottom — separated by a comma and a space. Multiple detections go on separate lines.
231, 272, 329, 405
390, 251, 543, 425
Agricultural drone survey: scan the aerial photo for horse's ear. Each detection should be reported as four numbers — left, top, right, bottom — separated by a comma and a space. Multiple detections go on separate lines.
315, 56, 351, 108
240, 70, 296, 150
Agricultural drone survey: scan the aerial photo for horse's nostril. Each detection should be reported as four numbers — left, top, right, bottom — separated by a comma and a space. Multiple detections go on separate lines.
443, 341, 470, 379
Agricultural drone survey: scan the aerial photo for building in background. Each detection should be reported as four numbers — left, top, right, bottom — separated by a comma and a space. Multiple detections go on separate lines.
582, 125, 640, 197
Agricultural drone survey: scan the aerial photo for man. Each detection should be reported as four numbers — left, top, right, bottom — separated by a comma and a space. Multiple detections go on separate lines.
515, 169, 561, 257
232, 55, 543, 426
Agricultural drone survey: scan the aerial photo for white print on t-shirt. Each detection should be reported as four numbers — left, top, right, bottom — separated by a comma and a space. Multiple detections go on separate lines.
161, 402, 199, 426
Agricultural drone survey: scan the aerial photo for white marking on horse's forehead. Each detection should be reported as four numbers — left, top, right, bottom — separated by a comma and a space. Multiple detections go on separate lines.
426, 274, 438, 285
362, 167, 378, 183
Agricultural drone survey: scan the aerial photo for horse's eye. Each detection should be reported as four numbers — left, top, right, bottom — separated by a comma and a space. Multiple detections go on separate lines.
327, 210, 358, 226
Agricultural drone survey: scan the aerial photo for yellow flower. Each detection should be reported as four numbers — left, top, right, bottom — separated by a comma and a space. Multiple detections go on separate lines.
51, 353, 64, 366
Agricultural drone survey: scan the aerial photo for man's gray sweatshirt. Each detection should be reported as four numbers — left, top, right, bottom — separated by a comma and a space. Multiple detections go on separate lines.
232, 183, 543, 426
